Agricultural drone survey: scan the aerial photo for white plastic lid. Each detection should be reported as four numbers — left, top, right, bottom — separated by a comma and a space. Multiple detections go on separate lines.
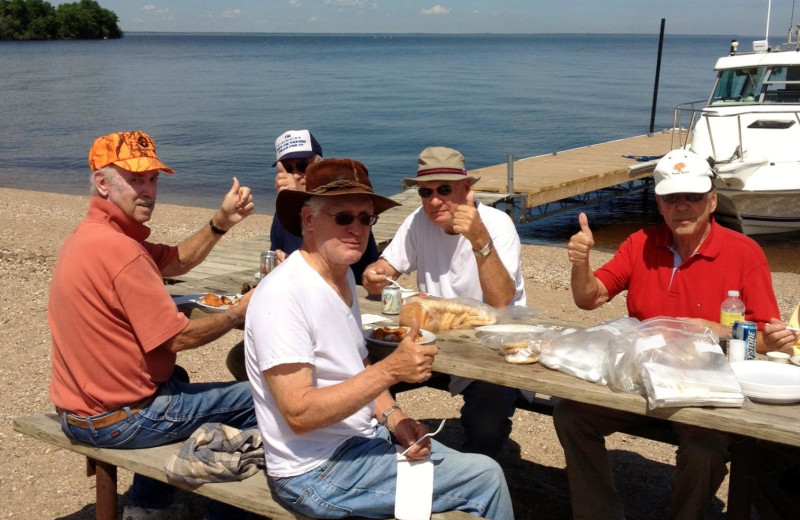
728, 290, 740, 297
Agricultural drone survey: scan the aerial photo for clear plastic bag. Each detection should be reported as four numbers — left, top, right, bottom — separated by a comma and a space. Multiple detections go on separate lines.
539, 317, 640, 385
399, 295, 497, 331
478, 328, 564, 365
622, 317, 743, 410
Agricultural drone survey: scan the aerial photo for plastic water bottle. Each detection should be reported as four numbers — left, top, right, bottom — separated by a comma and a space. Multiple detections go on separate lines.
720, 290, 745, 328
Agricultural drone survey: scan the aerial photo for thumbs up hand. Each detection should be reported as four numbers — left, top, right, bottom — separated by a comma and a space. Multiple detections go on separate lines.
447, 190, 488, 246
568, 212, 595, 265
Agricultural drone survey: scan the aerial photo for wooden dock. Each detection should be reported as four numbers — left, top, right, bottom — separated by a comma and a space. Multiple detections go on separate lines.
168, 132, 676, 283
468, 131, 675, 206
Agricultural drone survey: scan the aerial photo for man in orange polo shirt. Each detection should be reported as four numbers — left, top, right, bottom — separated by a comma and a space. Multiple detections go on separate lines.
49, 131, 257, 520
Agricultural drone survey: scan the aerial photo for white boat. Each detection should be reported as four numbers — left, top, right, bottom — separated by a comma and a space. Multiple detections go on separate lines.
673, 25, 800, 235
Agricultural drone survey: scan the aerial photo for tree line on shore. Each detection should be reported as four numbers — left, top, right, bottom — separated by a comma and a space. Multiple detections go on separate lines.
1, 0, 122, 40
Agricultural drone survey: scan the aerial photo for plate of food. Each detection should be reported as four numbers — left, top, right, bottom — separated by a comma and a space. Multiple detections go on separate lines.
194, 293, 242, 312
363, 326, 436, 347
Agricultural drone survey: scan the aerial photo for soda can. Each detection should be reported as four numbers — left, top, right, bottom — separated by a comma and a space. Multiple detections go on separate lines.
732, 320, 757, 360
382, 286, 402, 315
260, 250, 277, 276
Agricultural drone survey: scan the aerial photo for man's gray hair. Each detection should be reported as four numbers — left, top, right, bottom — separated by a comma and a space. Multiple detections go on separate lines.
90, 165, 119, 195
305, 196, 326, 216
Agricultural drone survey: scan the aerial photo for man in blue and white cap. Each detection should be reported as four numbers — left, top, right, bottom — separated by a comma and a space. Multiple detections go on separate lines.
268, 129, 379, 276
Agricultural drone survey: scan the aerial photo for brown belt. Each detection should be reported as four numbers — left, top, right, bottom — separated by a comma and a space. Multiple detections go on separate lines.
57, 395, 156, 430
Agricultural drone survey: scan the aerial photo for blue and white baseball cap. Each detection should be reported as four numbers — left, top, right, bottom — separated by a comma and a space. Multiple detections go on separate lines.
273, 129, 323, 166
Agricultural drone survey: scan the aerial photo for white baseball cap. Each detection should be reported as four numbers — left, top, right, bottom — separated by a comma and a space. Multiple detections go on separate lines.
273, 129, 322, 166
653, 149, 714, 195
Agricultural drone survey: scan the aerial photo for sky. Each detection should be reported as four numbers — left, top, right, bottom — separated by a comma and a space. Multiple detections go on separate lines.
53, 0, 799, 36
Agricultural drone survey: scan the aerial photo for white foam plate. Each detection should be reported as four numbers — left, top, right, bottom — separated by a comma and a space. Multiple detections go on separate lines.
363, 327, 436, 347
791, 355, 800, 368
475, 324, 554, 335
730, 360, 800, 404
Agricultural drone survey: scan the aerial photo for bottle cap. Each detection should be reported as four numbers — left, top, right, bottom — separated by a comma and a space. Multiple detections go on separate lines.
728, 290, 740, 297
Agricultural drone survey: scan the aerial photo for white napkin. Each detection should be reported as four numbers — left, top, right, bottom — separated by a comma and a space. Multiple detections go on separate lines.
361, 313, 392, 326
394, 447, 434, 520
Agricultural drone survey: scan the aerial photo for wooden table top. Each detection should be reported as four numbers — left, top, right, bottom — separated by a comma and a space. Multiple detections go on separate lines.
170, 272, 800, 448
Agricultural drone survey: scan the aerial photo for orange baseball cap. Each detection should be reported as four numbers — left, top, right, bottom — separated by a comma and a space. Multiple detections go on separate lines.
88, 130, 175, 174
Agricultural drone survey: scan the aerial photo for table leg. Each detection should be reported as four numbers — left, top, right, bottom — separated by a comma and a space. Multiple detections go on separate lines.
726, 437, 756, 520
87, 457, 118, 520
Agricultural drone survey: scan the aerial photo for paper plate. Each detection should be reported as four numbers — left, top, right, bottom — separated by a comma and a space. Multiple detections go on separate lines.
363, 327, 436, 347
730, 360, 800, 404
193, 294, 242, 313
475, 324, 554, 335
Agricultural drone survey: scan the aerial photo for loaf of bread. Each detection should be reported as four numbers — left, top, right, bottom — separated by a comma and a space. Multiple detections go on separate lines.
399, 296, 496, 332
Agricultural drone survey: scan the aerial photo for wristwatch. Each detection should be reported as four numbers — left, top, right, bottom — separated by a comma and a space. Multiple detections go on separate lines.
473, 240, 493, 258
381, 405, 402, 426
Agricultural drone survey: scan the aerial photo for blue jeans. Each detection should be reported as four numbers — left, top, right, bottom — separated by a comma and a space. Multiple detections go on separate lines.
269, 426, 514, 520
460, 381, 519, 457
58, 372, 256, 518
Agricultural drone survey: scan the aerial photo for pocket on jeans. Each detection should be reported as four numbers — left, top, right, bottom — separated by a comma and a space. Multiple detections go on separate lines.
289, 484, 352, 519
95, 422, 142, 448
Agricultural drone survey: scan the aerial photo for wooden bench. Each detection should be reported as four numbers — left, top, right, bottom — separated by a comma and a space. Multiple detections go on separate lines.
13, 413, 478, 520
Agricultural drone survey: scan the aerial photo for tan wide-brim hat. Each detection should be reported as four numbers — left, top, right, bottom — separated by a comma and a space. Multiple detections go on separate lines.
403, 146, 480, 186
276, 158, 401, 237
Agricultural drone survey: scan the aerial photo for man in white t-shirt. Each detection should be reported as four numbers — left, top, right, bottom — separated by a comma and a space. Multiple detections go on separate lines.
244, 158, 513, 519
363, 146, 527, 457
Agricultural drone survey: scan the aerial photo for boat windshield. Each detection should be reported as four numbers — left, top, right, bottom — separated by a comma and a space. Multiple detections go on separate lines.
710, 66, 800, 105
710, 67, 766, 104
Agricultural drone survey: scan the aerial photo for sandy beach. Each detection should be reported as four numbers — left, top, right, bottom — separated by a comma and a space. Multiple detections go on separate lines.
2, 186, 798, 519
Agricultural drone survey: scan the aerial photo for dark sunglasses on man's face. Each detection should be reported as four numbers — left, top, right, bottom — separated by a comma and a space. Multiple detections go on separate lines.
283, 160, 310, 174
418, 184, 453, 198
324, 211, 379, 227
660, 192, 708, 204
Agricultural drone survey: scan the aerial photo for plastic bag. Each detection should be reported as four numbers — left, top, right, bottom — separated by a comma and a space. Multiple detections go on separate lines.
478, 327, 564, 365
623, 317, 743, 410
539, 317, 640, 385
399, 295, 497, 331
493, 305, 540, 324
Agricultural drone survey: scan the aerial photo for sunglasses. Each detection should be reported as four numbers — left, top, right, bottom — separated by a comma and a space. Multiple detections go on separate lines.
660, 192, 708, 204
283, 160, 310, 174
418, 184, 453, 198
323, 211, 379, 227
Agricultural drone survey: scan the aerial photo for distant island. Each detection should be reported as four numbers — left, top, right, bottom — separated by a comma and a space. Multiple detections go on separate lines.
0, 0, 122, 40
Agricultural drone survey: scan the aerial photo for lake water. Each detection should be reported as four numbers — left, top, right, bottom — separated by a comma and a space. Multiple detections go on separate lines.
5, 31, 797, 257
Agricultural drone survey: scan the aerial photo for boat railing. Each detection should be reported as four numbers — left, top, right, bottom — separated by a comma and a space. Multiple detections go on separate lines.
671, 100, 705, 149
672, 102, 800, 163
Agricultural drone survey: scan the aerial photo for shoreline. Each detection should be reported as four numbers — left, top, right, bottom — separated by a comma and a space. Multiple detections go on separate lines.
2, 185, 798, 519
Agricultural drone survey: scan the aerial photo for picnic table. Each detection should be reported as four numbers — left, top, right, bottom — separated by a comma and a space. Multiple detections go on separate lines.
171, 270, 800, 519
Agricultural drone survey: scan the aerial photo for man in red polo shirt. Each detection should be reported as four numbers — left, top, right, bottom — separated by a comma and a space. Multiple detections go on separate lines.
555, 148, 783, 520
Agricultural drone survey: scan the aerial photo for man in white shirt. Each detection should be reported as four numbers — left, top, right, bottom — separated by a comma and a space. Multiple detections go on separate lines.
363, 146, 526, 457
244, 158, 513, 519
